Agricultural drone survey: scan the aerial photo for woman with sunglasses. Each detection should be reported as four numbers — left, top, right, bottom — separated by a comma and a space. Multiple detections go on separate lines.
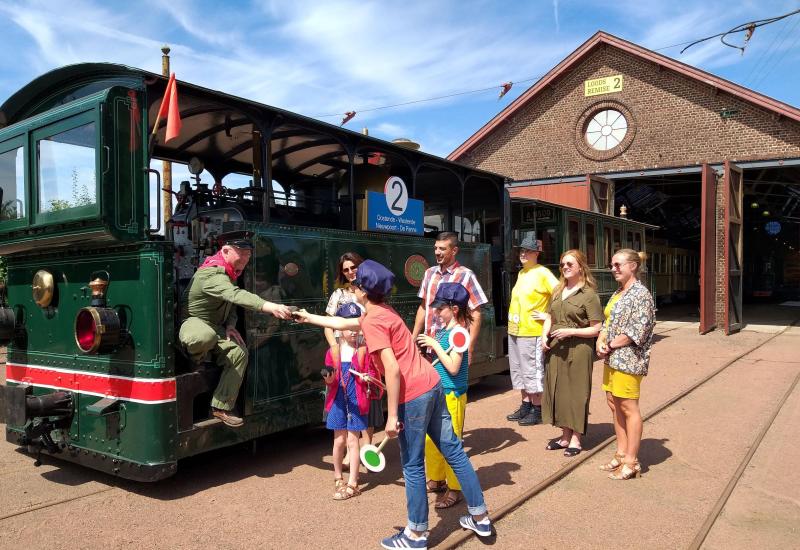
325, 253, 385, 453
540, 250, 603, 457
596, 249, 655, 480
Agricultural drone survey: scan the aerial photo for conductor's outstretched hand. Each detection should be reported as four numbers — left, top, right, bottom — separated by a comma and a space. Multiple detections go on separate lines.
267, 303, 294, 319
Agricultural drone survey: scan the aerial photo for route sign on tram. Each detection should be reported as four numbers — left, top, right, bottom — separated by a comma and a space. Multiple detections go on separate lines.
366, 176, 423, 235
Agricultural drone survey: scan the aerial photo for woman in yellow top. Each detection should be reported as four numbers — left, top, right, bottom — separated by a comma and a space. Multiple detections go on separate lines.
506, 235, 559, 426
596, 249, 655, 480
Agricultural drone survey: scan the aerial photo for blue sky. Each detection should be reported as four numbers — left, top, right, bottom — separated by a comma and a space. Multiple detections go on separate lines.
0, 0, 799, 158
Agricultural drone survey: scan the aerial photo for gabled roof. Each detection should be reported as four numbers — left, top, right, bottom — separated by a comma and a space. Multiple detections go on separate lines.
448, 31, 800, 161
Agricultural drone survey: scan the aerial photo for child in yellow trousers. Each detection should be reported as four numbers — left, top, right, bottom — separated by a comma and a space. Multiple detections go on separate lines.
415, 282, 471, 509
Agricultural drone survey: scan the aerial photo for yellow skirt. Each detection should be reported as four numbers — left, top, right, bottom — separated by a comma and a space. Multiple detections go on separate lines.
602, 364, 643, 400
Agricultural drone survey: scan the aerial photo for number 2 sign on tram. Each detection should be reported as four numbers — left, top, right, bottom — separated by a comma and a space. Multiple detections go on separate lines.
367, 176, 424, 235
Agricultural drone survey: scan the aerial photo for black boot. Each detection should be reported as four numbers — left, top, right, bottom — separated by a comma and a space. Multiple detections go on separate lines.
507, 401, 532, 421
519, 404, 542, 426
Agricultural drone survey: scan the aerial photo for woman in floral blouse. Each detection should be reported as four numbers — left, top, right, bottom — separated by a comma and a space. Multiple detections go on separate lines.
596, 249, 655, 480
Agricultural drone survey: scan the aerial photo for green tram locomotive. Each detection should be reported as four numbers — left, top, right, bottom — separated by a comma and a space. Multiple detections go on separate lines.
0, 64, 652, 481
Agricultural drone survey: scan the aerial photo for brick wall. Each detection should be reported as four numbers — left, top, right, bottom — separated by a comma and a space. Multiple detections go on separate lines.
459, 44, 800, 180
458, 43, 800, 333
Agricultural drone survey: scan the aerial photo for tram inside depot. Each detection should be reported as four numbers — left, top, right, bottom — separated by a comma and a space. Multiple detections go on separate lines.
613, 168, 800, 323
144, 80, 505, 296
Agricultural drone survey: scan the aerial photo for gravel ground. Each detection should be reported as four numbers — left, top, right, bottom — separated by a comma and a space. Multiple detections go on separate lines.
0, 322, 797, 549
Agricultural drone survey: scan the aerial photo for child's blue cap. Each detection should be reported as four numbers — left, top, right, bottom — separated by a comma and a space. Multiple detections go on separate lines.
430, 282, 469, 309
335, 302, 362, 319
354, 259, 395, 298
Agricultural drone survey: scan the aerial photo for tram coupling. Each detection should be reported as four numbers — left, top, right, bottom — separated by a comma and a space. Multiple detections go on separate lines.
2, 385, 74, 459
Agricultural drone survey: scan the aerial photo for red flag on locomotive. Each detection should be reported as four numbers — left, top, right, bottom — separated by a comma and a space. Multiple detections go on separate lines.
157, 72, 182, 142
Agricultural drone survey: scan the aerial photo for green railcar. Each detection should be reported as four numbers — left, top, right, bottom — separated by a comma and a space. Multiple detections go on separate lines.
0, 64, 509, 480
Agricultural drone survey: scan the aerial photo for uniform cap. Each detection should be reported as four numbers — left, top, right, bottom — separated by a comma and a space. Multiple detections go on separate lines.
335, 302, 363, 319
218, 230, 254, 249
515, 235, 542, 252
430, 282, 469, 309
354, 260, 395, 298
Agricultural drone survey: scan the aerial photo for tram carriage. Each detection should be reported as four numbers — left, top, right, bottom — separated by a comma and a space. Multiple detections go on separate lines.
509, 197, 656, 303
647, 239, 699, 305
0, 64, 649, 481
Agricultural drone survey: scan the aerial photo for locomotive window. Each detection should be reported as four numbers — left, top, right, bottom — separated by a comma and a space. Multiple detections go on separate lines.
613, 227, 621, 253
585, 222, 596, 265
37, 122, 97, 213
0, 145, 25, 221
542, 227, 558, 265
632, 231, 642, 252
568, 218, 581, 251
603, 226, 612, 266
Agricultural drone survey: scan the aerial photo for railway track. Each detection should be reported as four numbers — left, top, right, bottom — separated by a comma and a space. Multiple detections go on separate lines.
1, 321, 794, 549
442, 321, 799, 549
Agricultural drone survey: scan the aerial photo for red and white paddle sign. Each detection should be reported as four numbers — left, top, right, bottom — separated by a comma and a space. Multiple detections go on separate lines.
448, 326, 471, 353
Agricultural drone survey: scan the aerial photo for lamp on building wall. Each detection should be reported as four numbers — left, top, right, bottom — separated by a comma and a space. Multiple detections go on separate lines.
750, 202, 759, 209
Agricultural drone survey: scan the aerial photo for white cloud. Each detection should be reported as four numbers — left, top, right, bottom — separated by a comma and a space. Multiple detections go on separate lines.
1, 0, 798, 156
553, 0, 560, 33
373, 122, 410, 138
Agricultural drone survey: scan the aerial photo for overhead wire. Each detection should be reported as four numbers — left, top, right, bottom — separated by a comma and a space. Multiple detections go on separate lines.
750, 15, 800, 89
741, 16, 793, 87
316, 8, 800, 121
679, 8, 800, 54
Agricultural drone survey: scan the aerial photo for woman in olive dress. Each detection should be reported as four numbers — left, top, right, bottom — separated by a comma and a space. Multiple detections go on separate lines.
541, 249, 604, 457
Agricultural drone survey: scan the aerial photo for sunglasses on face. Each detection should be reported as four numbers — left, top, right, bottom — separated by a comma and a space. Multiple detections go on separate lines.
609, 262, 630, 270
560, 261, 575, 268
342, 266, 357, 273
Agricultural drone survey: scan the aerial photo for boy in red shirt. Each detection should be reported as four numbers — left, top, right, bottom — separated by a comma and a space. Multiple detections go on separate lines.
297, 260, 491, 549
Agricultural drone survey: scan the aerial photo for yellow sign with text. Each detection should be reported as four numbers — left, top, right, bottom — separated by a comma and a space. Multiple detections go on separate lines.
584, 75, 623, 97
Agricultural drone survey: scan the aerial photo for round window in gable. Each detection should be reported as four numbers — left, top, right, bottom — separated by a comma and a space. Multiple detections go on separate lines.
585, 109, 628, 151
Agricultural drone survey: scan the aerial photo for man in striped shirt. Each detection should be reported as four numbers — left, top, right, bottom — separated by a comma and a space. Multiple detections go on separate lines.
412, 232, 488, 364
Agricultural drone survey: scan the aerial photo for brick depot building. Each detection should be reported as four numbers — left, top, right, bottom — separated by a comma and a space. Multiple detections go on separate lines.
450, 31, 800, 334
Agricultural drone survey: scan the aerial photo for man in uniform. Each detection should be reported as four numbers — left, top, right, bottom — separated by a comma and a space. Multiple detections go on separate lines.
412, 231, 487, 364
179, 230, 293, 427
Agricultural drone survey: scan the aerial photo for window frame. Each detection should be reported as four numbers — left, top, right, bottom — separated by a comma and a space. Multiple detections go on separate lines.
0, 133, 29, 232
602, 224, 613, 267
567, 215, 582, 252
32, 109, 101, 226
585, 220, 597, 267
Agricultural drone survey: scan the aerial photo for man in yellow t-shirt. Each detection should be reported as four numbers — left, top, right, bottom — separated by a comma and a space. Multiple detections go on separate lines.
506, 235, 559, 426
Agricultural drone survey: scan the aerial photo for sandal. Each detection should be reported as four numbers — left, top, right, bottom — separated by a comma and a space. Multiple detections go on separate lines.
599, 452, 625, 472
427, 480, 447, 493
334, 477, 345, 490
333, 483, 361, 500
564, 447, 582, 457
608, 461, 641, 480
435, 490, 463, 509
546, 438, 569, 451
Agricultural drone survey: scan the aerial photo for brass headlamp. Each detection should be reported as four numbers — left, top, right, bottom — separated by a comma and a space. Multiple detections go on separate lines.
74, 273, 121, 354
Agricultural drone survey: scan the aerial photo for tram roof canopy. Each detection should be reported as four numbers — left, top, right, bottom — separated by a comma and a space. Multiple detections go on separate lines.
0, 63, 504, 187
